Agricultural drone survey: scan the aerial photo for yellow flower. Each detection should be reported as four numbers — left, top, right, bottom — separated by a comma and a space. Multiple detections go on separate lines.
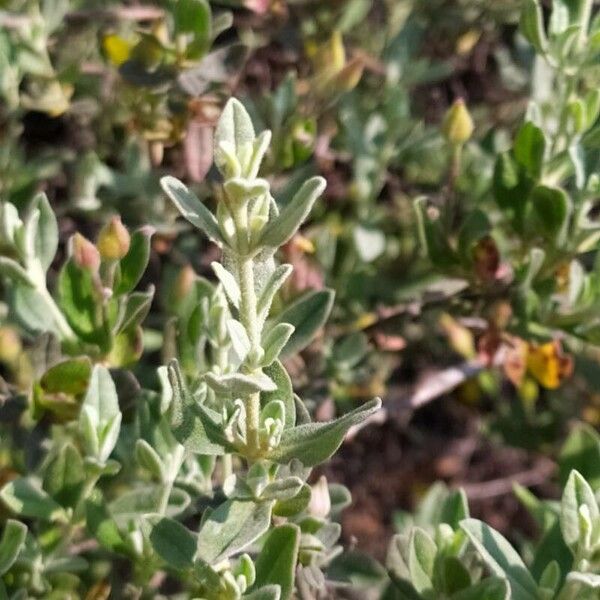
526, 340, 573, 389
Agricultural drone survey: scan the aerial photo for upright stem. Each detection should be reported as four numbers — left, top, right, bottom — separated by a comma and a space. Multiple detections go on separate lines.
237, 255, 261, 454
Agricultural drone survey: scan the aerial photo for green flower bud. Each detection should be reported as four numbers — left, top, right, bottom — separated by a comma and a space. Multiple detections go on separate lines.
442, 98, 474, 145
97, 216, 131, 260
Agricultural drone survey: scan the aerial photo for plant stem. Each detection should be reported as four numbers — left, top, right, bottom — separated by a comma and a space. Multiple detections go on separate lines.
237, 251, 261, 455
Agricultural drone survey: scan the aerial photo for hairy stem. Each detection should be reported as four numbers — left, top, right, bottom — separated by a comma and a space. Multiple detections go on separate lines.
237, 255, 261, 454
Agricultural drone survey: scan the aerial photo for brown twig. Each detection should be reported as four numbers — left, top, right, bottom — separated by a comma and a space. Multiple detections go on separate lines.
462, 458, 556, 500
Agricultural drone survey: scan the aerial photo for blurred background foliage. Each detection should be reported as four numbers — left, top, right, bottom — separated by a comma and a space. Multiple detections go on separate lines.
3, 0, 600, 568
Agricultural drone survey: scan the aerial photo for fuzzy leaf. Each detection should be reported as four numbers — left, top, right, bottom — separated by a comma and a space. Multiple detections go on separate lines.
212, 262, 241, 308
273, 289, 334, 359
0, 478, 65, 522
215, 98, 256, 155
31, 193, 59, 272
408, 528, 436, 592
0, 520, 27, 576
257, 264, 293, 323
520, 0, 547, 54
58, 259, 106, 344
43, 443, 85, 509
115, 227, 153, 295
227, 319, 251, 363
40, 357, 92, 396
450, 577, 510, 600
261, 323, 295, 366
161, 176, 223, 244
244, 587, 281, 600
460, 519, 538, 600
259, 177, 326, 249
117, 286, 154, 333
261, 360, 295, 429
566, 571, 600, 589
149, 516, 197, 569
514, 122, 545, 179
0, 257, 32, 285
252, 524, 300, 599
205, 371, 277, 395
560, 470, 599, 552
174, 0, 211, 58
196, 499, 273, 563
268, 398, 381, 466
167, 360, 232, 455
530, 185, 571, 243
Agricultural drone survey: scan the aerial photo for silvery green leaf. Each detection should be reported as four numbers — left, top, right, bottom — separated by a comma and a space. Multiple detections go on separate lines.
116, 286, 154, 333
205, 371, 277, 395
135, 439, 165, 481
212, 262, 241, 308
257, 264, 293, 324
223, 178, 270, 204
252, 524, 300, 600
244, 586, 281, 600
9, 283, 62, 337
520, 0, 547, 54
115, 226, 154, 295
408, 528, 436, 593
167, 360, 232, 455
272, 289, 334, 359
560, 470, 599, 552
227, 319, 251, 363
521, 248, 545, 289
273, 483, 311, 518
0, 201, 21, 248
98, 412, 122, 464
259, 177, 326, 250
268, 398, 381, 467
261, 323, 295, 367
31, 193, 58, 273
0, 257, 33, 285
43, 556, 89, 575
149, 516, 197, 570
111, 486, 190, 522
460, 519, 538, 600
215, 98, 256, 157
538, 561, 560, 594
43, 442, 85, 509
196, 499, 273, 563
81, 365, 120, 431
0, 520, 27, 576
0, 478, 65, 522
247, 130, 272, 179
161, 176, 223, 244
566, 571, 600, 589
262, 361, 295, 429
79, 365, 121, 463
450, 577, 510, 600
260, 477, 304, 502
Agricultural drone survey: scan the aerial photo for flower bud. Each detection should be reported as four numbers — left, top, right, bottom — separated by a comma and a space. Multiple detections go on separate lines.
97, 216, 131, 260
71, 233, 100, 271
442, 98, 474, 145
0, 326, 22, 365
331, 56, 364, 94
173, 265, 196, 302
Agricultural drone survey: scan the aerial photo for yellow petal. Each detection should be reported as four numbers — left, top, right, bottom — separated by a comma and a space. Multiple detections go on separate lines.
102, 34, 132, 66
